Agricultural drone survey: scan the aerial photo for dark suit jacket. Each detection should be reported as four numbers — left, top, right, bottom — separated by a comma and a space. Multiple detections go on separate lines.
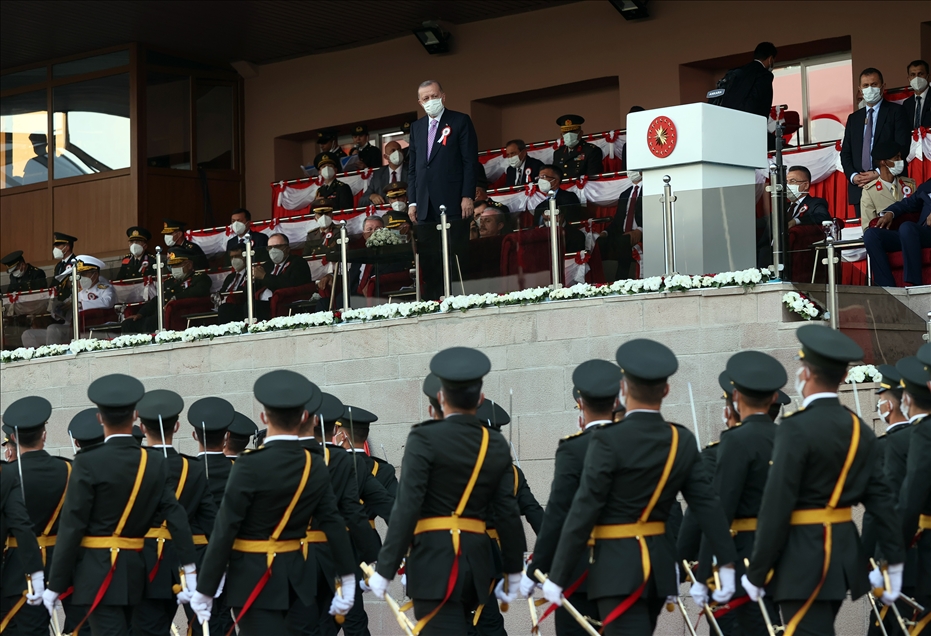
199, 452, 234, 506
677, 440, 721, 562
408, 109, 479, 222
505, 156, 544, 187
0, 468, 42, 579
721, 60, 774, 118
258, 254, 312, 292
359, 164, 408, 206
226, 229, 269, 255
840, 101, 911, 205
316, 180, 354, 211
903, 92, 931, 129
790, 194, 831, 226
886, 178, 931, 226
533, 189, 582, 227
603, 185, 644, 262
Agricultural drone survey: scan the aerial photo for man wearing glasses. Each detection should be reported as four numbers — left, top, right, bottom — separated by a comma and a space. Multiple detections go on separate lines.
785, 165, 830, 229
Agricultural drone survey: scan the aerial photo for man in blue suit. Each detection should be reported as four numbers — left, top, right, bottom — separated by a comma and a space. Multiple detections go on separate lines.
407, 80, 478, 300
864, 179, 931, 287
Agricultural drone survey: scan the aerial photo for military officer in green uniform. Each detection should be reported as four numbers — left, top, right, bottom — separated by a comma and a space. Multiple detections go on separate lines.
160, 219, 208, 270
132, 389, 218, 636
366, 348, 527, 636
524, 359, 623, 635
744, 325, 906, 636
190, 370, 357, 635
121, 247, 211, 333
0, 397, 63, 635
2, 251, 47, 293
545, 340, 738, 635
116, 226, 156, 280
314, 154, 355, 211
552, 115, 603, 179
43, 374, 197, 636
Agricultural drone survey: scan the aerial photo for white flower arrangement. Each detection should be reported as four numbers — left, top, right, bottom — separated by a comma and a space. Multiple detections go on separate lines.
1, 267, 774, 364
845, 364, 882, 384
365, 228, 405, 248
782, 291, 823, 320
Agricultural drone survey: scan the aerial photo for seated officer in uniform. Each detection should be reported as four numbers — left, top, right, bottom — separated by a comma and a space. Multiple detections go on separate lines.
2, 250, 47, 293
552, 114, 603, 179
121, 248, 211, 333
160, 219, 209, 271
314, 155, 354, 211
117, 226, 156, 279
303, 201, 337, 257
48, 232, 78, 289
859, 141, 917, 229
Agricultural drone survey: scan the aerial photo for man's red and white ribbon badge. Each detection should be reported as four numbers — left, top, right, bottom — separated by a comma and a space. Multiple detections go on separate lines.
438, 125, 451, 146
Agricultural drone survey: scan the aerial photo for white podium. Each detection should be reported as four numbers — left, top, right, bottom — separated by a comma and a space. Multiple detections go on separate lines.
627, 103, 767, 277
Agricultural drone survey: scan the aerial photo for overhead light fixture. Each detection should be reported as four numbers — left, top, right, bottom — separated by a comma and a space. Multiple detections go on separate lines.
608, 0, 650, 20
413, 21, 451, 54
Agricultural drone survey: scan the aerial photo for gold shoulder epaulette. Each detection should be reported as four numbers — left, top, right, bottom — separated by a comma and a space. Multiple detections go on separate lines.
705, 440, 719, 449
561, 430, 584, 442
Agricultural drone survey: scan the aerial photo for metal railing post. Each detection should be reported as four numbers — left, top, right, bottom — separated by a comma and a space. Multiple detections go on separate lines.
71, 262, 80, 342
155, 247, 165, 333
660, 175, 677, 275
547, 193, 561, 289
338, 221, 350, 312
766, 164, 784, 280
414, 252, 421, 302
437, 205, 451, 298
243, 234, 255, 324
823, 221, 839, 330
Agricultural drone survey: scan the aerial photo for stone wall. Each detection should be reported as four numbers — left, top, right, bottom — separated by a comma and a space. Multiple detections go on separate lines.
0, 283, 891, 635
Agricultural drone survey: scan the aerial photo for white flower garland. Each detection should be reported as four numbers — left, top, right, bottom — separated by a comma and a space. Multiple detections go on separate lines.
782, 291, 824, 320
1, 268, 772, 364
845, 364, 882, 384
365, 228, 405, 248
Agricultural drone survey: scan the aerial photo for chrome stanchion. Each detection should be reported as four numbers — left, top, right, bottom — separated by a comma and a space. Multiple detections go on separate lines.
437, 205, 451, 298
660, 175, 677, 275
243, 234, 255, 324
155, 246, 165, 333
822, 220, 839, 330
414, 252, 421, 302
71, 263, 80, 342
766, 164, 784, 280
546, 192, 562, 289
338, 221, 350, 312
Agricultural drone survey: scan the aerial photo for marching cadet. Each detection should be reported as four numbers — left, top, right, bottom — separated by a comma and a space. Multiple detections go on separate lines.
336, 405, 399, 497
744, 325, 906, 636
224, 411, 258, 458
190, 370, 357, 635
366, 348, 527, 636
68, 408, 105, 450
1, 250, 47, 293
422, 372, 444, 420
42, 374, 197, 635
524, 359, 623, 635
552, 115, 603, 179
132, 389, 218, 636
188, 397, 236, 505
160, 219, 209, 270
694, 352, 787, 635
121, 247, 211, 333
116, 226, 155, 279
0, 465, 43, 614
0, 397, 64, 635
544, 340, 738, 635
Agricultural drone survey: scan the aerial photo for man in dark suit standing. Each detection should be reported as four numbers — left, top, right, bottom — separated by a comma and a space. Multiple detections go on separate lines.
904, 60, 930, 130
840, 68, 911, 216
503, 139, 544, 187
600, 170, 644, 280
722, 42, 776, 119
406, 80, 478, 300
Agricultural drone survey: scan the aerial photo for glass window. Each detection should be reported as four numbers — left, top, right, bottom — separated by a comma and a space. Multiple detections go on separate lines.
772, 65, 802, 145
807, 59, 852, 144
52, 74, 130, 179
52, 51, 130, 78
0, 67, 47, 92
147, 73, 191, 169
0, 89, 48, 189
195, 82, 233, 170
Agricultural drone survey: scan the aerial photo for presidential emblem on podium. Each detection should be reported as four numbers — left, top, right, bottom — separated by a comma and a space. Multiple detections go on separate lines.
647, 116, 677, 158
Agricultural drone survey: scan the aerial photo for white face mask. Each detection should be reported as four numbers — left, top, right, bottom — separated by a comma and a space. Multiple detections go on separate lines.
171, 266, 185, 280
618, 380, 627, 410
53, 247, 64, 260
507, 155, 522, 168
321, 166, 336, 180
787, 184, 803, 200
129, 243, 144, 257
317, 215, 333, 228
164, 234, 176, 247
876, 398, 891, 423
721, 406, 730, 426
911, 76, 929, 93
862, 86, 882, 105
900, 394, 911, 420
890, 160, 905, 176
268, 247, 286, 264
391, 201, 408, 212
628, 170, 642, 184
563, 132, 580, 148
794, 367, 807, 398
230, 257, 245, 272
79, 276, 94, 291
231, 221, 247, 236
10, 265, 23, 278
422, 98, 443, 118
538, 178, 553, 194
388, 150, 403, 166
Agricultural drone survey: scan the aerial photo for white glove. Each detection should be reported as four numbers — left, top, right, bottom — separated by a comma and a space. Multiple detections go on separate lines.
41, 589, 59, 616
712, 565, 735, 604
542, 579, 563, 606
881, 563, 904, 606
329, 575, 356, 616
666, 595, 678, 606
366, 570, 389, 600
741, 574, 764, 602
190, 591, 212, 623
359, 577, 372, 592
494, 572, 522, 603
869, 567, 884, 592
519, 571, 539, 598
214, 572, 226, 597
690, 582, 709, 608
26, 571, 45, 606
176, 570, 197, 604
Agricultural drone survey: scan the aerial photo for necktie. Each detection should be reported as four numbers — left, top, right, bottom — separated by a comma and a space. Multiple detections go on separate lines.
272, 263, 281, 276
391, 170, 397, 183
917, 97, 923, 129
427, 119, 438, 160
358, 264, 372, 295
861, 107, 873, 172
624, 186, 639, 232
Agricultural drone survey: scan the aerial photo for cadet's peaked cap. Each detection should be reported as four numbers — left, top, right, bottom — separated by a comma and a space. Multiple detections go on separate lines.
776, 389, 791, 405
726, 351, 787, 398
430, 347, 491, 387
1, 251, 24, 267
2, 396, 52, 432
254, 370, 322, 412
875, 364, 902, 394
53, 232, 77, 244
557, 114, 584, 131
796, 324, 863, 370
228, 412, 258, 437
188, 397, 235, 432
161, 219, 186, 234
352, 124, 368, 135
918, 343, 931, 368
316, 393, 345, 423
572, 359, 622, 400
422, 373, 442, 400
718, 371, 733, 397
314, 153, 338, 170
127, 226, 152, 241
476, 399, 510, 428
137, 389, 184, 421
386, 181, 408, 198
132, 425, 144, 441
896, 356, 931, 398
75, 255, 105, 273
871, 140, 902, 162
341, 405, 377, 425
88, 374, 145, 408
317, 128, 339, 142
166, 249, 194, 265
69, 408, 103, 443
615, 339, 678, 382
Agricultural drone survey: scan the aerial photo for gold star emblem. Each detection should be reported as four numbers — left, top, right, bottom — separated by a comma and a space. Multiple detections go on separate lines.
653, 125, 668, 146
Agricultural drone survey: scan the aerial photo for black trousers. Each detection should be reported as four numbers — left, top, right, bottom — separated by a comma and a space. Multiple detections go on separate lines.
237, 607, 289, 636
594, 596, 665, 636
866, 596, 914, 636
88, 604, 135, 636
554, 592, 600, 636
735, 596, 780, 635
470, 587, 505, 636
414, 212, 469, 300
0, 596, 49, 636
778, 599, 841, 636
311, 579, 370, 636
131, 597, 177, 636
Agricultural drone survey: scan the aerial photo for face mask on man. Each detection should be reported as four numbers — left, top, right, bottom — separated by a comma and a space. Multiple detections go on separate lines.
317, 215, 333, 228
53, 247, 64, 260
164, 234, 176, 247
538, 178, 553, 194
391, 201, 407, 212
563, 132, 580, 148
506, 155, 522, 168
628, 170, 642, 184
877, 399, 891, 423
268, 248, 286, 264
861, 86, 882, 105
79, 276, 94, 291
900, 394, 912, 420
231, 221, 247, 236
321, 166, 336, 180
794, 366, 807, 397
171, 266, 185, 280
388, 150, 403, 166
9, 265, 23, 278
230, 257, 245, 272
890, 160, 905, 176
129, 243, 144, 257
422, 98, 443, 118
911, 76, 929, 93
787, 184, 803, 200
